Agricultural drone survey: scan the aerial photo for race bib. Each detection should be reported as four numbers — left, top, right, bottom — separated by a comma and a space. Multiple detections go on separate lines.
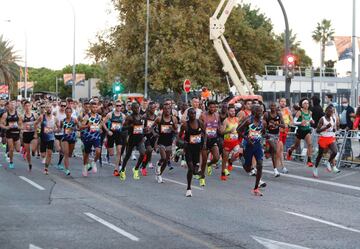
90, 125, 100, 133
206, 127, 217, 137
249, 130, 261, 140
161, 125, 172, 134
146, 120, 154, 128
65, 128, 72, 135
111, 122, 122, 131
24, 123, 34, 131
44, 127, 53, 134
229, 133, 238, 140
133, 125, 144, 135
190, 134, 201, 144
9, 122, 18, 128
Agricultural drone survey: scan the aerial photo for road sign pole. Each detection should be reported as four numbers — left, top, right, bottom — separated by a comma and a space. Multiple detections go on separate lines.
185, 92, 188, 104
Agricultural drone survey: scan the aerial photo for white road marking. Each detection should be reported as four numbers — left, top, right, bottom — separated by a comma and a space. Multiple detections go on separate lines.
162, 177, 204, 190
286, 211, 360, 234
252, 236, 311, 249
233, 166, 360, 192
19, 176, 45, 191
331, 171, 358, 180
84, 212, 139, 241
29, 244, 43, 249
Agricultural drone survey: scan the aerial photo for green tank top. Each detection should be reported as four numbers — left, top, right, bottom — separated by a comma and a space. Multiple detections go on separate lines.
297, 111, 311, 132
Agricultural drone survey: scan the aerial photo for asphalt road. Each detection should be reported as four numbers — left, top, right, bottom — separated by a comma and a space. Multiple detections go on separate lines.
1, 145, 360, 249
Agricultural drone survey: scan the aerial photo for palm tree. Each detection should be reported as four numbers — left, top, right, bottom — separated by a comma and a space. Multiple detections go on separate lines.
0, 35, 20, 99
312, 19, 335, 69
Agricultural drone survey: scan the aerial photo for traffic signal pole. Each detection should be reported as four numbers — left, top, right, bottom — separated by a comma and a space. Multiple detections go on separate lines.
277, 0, 291, 102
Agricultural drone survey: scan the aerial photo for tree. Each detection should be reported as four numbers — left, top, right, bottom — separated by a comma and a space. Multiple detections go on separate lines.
0, 35, 20, 99
276, 30, 312, 67
88, 1, 284, 97
312, 19, 335, 68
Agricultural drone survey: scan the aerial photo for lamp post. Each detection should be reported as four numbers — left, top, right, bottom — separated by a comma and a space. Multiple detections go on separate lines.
351, 0, 357, 106
55, 77, 63, 101
65, 0, 76, 100
144, 0, 150, 99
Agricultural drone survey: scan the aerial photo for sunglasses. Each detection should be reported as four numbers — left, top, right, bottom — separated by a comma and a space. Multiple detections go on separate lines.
116, 105, 122, 107
61, 105, 66, 107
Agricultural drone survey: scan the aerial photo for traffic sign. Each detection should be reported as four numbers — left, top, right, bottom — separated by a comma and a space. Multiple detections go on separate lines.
183, 79, 191, 93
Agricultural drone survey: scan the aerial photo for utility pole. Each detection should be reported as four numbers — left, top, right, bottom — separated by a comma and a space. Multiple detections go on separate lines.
351, 0, 357, 106
144, 0, 150, 99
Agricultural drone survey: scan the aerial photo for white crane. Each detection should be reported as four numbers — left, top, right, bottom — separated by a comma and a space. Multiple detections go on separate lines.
210, 0, 254, 96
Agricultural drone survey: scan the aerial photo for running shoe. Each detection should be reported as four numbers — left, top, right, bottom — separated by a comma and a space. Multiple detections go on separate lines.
220, 174, 227, 181
286, 149, 292, 160
199, 178, 206, 187
132, 153, 137, 161
249, 168, 257, 176
325, 161, 332, 172
133, 168, 140, 180
180, 160, 187, 168
141, 167, 147, 176
28, 164, 32, 171
312, 167, 319, 178
57, 164, 64, 171
332, 166, 341, 174
82, 166, 88, 177
119, 171, 126, 181
149, 162, 154, 169
86, 163, 92, 172
224, 168, 230, 176
6, 156, 10, 163
8, 163, 14, 169
156, 165, 161, 175
43, 167, 48, 175
156, 174, 164, 183
186, 189, 192, 197
207, 164, 213, 176
259, 179, 267, 188
64, 169, 71, 176
193, 174, 200, 180
91, 162, 97, 173
41, 158, 46, 164
282, 167, 288, 174
274, 168, 280, 177
113, 169, 119, 177
307, 161, 313, 167
252, 188, 263, 196
228, 164, 233, 172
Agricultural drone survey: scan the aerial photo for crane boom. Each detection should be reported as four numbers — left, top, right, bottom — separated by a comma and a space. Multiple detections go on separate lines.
210, 0, 254, 96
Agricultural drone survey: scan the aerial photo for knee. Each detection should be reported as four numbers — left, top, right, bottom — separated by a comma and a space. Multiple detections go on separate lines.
256, 160, 263, 171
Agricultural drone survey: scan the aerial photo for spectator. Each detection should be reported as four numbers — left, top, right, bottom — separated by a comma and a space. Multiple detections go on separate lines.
311, 96, 324, 127
339, 98, 355, 160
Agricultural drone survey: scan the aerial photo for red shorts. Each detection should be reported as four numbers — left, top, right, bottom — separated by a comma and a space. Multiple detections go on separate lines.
318, 136, 336, 149
223, 139, 240, 152
279, 128, 289, 144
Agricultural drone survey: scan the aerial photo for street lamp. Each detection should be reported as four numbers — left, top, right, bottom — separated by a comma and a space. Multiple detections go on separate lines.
65, 0, 76, 100
144, 0, 150, 99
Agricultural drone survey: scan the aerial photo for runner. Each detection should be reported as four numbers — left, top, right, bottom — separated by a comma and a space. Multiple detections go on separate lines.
199, 100, 220, 186
20, 101, 38, 171
0, 99, 7, 149
263, 102, 285, 177
119, 102, 146, 180
313, 105, 341, 177
179, 108, 206, 197
286, 98, 315, 167
53, 100, 67, 170
279, 97, 293, 173
103, 100, 126, 176
219, 105, 240, 181
237, 104, 267, 196
35, 103, 59, 175
153, 104, 178, 183
141, 101, 158, 174
0, 100, 21, 169
60, 106, 78, 176
80, 100, 101, 176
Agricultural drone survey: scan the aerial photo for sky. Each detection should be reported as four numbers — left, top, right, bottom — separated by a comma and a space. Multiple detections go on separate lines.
0, 0, 359, 70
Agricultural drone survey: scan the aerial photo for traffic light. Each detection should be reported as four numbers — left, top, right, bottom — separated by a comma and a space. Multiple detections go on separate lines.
112, 81, 124, 100
285, 54, 295, 79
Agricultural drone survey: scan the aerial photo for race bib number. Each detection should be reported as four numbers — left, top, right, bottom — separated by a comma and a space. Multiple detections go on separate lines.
190, 134, 201, 144
90, 125, 100, 133
133, 125, 144, 135
229, 133, 238, 140
146, 120, 154, 128
206, 127, 217, 137
249, 130, 261, 140
111, 122, 122, 131
24, 123, 34, 131
65, 128, 72, 135
9, 122, 18, 128
44, 127, 53, 134
161, 125, 172, 134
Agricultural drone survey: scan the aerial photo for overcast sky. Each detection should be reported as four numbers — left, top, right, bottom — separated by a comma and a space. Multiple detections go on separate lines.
0, 0, 359, 70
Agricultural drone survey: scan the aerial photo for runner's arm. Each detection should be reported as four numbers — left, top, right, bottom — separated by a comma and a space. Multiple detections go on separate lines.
0, 112, 7, 130
316, 118, 325, 134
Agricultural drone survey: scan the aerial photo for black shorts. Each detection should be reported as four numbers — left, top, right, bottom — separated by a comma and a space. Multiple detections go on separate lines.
23, 132, 35, 144
107, 132, 124, 148
41, 139, 54, 152
145, 136, 157, 148
6, 131, 20, 142
296, 129, 312, 140
55, 134, 63, 141
185, 144, 202, 166
205, 137, 218, 150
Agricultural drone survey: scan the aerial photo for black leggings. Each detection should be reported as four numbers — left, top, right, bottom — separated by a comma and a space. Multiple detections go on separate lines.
185, 144, 201, 190
315, 143, 337, 168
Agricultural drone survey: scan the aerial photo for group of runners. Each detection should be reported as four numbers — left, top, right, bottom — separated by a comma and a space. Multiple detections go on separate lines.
0, 95, 341, 197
